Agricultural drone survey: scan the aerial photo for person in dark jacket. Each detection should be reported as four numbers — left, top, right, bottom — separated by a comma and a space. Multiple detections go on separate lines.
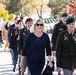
51, 13, 68, 73
51, 12, 68, 56
9, 20, 23, 72
8, 17, 19, 43
56, 17, 76, 75
19, 18, 33, 55
18, 18, 33, 75
20, 18, 53, 75
8, 17, 19, 71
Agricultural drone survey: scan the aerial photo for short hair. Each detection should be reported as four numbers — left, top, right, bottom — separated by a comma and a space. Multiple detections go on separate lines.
15, 17, 18, 20
30, 18, 46, 33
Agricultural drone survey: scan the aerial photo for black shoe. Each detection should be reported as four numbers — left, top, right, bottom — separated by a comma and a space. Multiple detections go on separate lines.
19, 65, 21, 75
19, 65, 21, 71
13, 67, 15, 72
13, 65, 16, 72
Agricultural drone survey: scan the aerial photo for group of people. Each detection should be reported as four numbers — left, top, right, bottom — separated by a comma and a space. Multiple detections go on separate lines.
7, 15, 53, 75
8, 16, 33, 75
0, 12, 76, 75
52, 12, 76, 75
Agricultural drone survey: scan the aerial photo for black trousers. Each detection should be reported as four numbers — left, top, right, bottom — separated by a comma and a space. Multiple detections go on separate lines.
28, 62, 45, 75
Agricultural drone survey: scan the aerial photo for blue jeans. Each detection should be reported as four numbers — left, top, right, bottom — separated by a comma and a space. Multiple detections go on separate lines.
12, 49, 18, 65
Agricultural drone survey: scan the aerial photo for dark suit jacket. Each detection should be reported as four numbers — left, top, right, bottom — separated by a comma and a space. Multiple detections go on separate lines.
9, 27, 19, 50
8, 24, 15, 43
18, 27, 30, 54
56, 30, 76, 70
51, 21, 67, 51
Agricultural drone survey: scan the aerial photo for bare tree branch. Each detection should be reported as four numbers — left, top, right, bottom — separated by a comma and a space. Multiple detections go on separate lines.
40, 4, 43, 18
30, 3, 40, 18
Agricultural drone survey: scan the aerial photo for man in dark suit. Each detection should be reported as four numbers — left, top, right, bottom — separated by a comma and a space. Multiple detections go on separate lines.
8, 17, 19, 72
8, 17, 18, 43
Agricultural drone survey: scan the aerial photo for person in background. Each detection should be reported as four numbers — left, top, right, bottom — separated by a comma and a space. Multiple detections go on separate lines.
20, 18, 53, 75
51, 12, 68, 73
8, 17, 19, 43
0, 17, 5, 46
9, 20, 23, 72
56, 17, 76, 75
16, 13, 21, 20
2, 22, 10, 50
18, 18, 33, 75
51, 12, 68, 56
8, 17, 19, 72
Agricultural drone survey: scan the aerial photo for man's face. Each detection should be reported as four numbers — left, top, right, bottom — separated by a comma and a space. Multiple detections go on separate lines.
67, 22, 75, 32
26, 21, 33, 30
61, 16, 67, 24
17, 22, 23, 29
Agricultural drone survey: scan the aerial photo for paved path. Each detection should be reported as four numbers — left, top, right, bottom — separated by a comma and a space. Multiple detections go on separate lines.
0, 44, 76, 75
0, 44, 28, 75
0, 48, 19, 75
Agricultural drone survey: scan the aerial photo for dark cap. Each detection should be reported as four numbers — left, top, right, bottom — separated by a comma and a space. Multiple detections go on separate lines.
61, 12, 68, 17
25, 18, 33, 24
66, 17, 75, 25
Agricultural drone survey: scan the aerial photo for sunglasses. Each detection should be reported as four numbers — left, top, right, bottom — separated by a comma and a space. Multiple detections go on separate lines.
36, 24, 43, 26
